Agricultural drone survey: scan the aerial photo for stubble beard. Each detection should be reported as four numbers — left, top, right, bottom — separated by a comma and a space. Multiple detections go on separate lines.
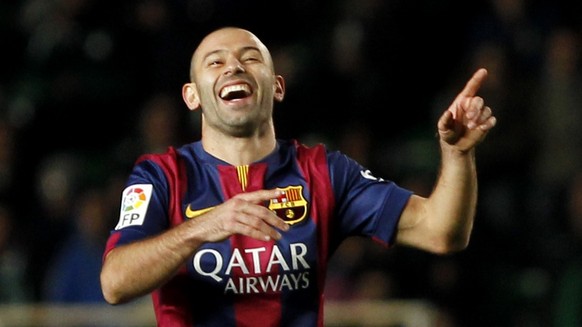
207, 107, 270, 138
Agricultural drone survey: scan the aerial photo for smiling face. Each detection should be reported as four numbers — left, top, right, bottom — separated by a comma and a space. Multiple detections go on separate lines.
183, 27, 285, 138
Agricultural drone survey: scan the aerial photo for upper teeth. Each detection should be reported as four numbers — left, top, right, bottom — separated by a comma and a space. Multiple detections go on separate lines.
220, 84, 250, 98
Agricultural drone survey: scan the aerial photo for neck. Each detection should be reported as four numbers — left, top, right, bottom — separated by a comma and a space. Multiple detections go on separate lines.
201, 124, 277, 166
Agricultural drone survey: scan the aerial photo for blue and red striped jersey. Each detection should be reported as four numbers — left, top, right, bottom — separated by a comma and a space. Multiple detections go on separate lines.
104, 139, 412, 327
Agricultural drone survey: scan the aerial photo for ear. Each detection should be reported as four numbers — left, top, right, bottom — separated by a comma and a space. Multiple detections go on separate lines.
273, 75, 285, 102
182, 83, 201, 111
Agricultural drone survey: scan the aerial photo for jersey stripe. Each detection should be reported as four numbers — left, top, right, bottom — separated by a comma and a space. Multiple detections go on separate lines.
218, 163, 283, 326
146, 148, 193, 326
294, 141, 335, 327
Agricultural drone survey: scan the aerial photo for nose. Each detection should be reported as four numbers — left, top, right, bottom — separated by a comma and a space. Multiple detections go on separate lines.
224, 58, 245, 76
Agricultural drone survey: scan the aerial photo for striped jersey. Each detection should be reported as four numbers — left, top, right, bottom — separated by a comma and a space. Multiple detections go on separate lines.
103, 139, 413, 327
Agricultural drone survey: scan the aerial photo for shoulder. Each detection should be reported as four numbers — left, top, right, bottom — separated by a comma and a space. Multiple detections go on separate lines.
129, 145, 192, 183
284, 138, 359, 167
134, 143, 199, 167
284, 139, 363, 178
287, 139, 328, 157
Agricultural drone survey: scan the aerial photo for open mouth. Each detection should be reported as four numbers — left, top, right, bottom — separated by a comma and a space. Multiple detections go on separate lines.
219, 83, 252, 100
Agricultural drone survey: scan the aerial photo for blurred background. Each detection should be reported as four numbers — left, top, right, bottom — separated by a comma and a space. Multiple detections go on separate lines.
1, 0, 582, 326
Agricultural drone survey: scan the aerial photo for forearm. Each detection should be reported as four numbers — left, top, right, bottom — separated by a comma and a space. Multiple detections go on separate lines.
427, 142, 478, 249
100, 221, 203, 304
100, 189, 289, 304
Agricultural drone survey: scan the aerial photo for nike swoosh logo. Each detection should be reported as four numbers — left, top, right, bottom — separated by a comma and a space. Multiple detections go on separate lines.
360, 169, 384, 182
185, 204, 215, 218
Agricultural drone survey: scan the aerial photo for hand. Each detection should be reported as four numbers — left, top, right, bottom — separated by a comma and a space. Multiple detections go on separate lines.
437, 68, 497, 152
191, 189, 289, 243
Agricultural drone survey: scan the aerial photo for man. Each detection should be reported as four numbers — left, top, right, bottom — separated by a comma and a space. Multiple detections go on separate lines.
100, 27, 496, 326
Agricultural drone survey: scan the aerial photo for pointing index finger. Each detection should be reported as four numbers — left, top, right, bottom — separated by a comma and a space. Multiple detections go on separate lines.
236, 188, 284, 204
458, 68, 488, 98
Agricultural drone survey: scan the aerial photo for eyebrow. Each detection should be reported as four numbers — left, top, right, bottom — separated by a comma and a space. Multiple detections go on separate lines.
200, 46, 263, 62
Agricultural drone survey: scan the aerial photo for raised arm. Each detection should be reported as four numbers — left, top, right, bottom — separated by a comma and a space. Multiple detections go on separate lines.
396, 68, 497, 254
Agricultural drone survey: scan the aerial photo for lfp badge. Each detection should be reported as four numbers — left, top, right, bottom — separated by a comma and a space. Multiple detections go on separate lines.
115, 184, 152, 229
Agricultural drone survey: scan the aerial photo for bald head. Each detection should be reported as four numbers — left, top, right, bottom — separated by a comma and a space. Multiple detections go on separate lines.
189, 27, 275, 82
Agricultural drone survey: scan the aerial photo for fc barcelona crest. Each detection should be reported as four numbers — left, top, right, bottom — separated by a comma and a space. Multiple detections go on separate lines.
269, 185, 307, 225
